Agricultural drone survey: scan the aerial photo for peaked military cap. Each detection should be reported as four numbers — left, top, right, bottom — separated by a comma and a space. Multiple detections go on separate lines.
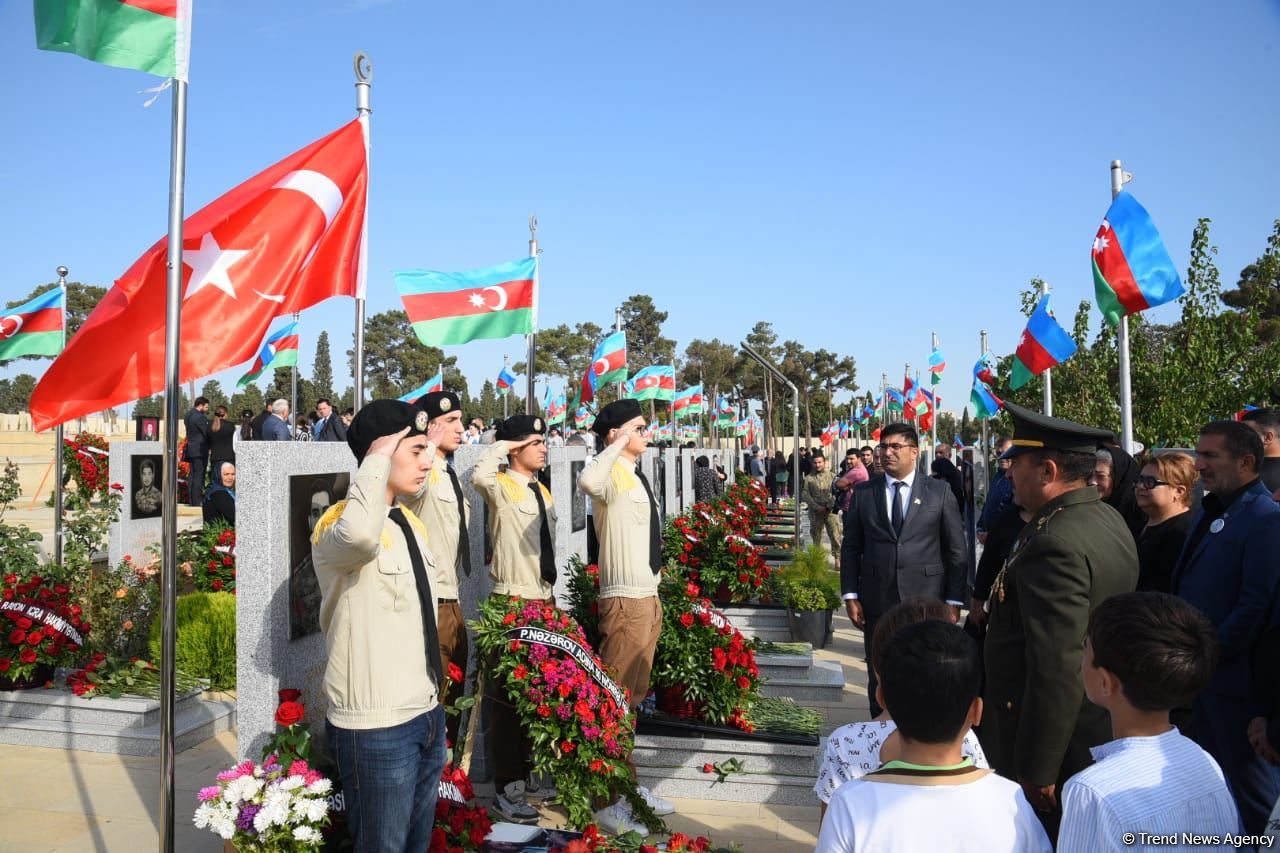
593, 399, 643, 436
1000, 402, 1115, 459
417, 391, 461, 421
347, 399, 429, 463
496, 414, 546, 442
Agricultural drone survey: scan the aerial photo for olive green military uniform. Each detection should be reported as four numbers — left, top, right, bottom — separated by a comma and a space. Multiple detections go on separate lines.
803, 469, 840, 558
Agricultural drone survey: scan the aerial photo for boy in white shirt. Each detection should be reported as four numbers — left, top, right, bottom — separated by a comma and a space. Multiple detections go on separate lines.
816, 620, 1050, 853
1058, 592, 1239, 852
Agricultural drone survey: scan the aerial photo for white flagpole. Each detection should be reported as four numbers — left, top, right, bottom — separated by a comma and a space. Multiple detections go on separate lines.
526, 216, 538, 415
1111, 160, 1135, 453
352, 53, 372, 413
1040, 282, 1054, 416
930, 332, 940, 455
158, 76, 190, 853
53, 267, 68, 567
503, 354, 510, 419
979, 330, 990, 496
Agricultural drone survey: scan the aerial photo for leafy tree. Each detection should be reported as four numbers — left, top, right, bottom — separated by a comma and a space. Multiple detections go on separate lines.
133, 395, 163, 418
1, 374, 37, 413
1222, 219, 1280, 342
348, 310, 457, 401
0, 379, 10, 413
812, 348, 857, 432
472, 380, 503, 423
230, 384, 266, 420
618, 294, 674, 369
199, 380, 229, 410
312, 330, 336, 403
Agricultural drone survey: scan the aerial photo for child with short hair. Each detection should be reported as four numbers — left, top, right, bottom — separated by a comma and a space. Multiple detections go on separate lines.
816, 620, 1050, 852
1058, 591, 1239, 852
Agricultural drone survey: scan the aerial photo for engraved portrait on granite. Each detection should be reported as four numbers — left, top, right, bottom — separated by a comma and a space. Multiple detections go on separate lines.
130, 455, 163, 520
289, 472, 350, 641
570, 460, 586, 532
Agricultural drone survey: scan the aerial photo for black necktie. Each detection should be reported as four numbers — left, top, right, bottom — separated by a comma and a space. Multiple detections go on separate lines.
635, 468, 663, 574
387, 507, 444, 690
527, 481, 557, 585
891, 481, 906, 536
446, 467, 472, 577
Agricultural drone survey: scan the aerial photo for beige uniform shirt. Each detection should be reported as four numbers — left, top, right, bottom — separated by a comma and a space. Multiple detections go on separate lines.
311, 455, 439, 730
470, 441, 556, 600
577, 442, 660, 600
401, 454, 472, 601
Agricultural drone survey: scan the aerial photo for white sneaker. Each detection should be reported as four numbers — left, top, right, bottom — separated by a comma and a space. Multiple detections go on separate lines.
493, 781, 541, 824
593, 800, 648, 836
637, 785, 675, 816
526, 773, 557, 803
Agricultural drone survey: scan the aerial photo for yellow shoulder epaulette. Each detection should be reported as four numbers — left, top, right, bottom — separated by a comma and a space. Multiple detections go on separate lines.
496, 471, 528, 504
427, 468, 441, 487
539, 482, 553, 506
610, 461, 638, 493
399, 503, 429, 540
311, 500, 350, 546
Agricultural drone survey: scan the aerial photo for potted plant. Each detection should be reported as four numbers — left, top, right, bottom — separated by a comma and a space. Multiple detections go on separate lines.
774, 545, 841, 649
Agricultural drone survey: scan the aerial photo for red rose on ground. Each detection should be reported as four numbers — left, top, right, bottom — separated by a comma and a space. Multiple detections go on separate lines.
701, 763, 714, 773
275, 700, 305, 727
278, 688, 302, 703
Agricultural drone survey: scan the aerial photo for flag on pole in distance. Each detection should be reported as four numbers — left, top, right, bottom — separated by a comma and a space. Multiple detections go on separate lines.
30, 119, 369, 431
885, 388, 905, 412
587, 331, 627, 392
871, 427, 882, 442
1010, 294, 1078, 390
395, 257, 536, 347
539, 384, 553, 414
1234, 405, 1259, 422
953, 435, 965, 449
673, 384, 703, 417
236, 321, 300, 388
574, 406, 595, 430
626, 365, 675, 401
971, 352, 1003, 419
1092, 191, 1185, 327
496, 365, 516, 395
35, 0, 192, 81
546, 392, 568, 426
928, 347, 945, 384
399, 371, 443, 404
0, 288, 64, 362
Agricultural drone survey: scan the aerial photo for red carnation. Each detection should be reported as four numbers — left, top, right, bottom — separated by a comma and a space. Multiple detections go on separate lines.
211, 579, 223, 591
560, 741, 575, 753
275, 700, 306, 727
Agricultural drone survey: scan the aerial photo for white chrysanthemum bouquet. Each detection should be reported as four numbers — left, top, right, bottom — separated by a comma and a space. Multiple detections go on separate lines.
194, 755, 332, 851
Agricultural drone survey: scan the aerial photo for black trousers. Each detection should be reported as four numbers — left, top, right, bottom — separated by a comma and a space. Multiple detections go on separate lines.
187, 456, 206, 506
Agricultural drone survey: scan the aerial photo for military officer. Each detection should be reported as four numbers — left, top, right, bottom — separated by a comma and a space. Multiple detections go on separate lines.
470, 414, 556, 824
400, 391, 471, 746
982, 403, 1139, 842
802, 450, 840, 567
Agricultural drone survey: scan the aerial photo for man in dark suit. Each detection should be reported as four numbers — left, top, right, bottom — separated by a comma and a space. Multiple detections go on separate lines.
249, 402, 272, 440
982, 403, 1138, 842
840, 422, 966, 716
313, 398, 347, 442
182, 396, 211, 506
1174, 420, 1280, 836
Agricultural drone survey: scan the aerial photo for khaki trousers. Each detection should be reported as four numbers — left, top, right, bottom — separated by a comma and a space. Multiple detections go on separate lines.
810, 509, 842, 559
437, 600, 468, 747
597, 595, 663, 713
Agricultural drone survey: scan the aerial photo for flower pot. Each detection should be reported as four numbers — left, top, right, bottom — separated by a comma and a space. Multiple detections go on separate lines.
0, 663, 56, 692
787, 609, 832, 649
655, 685, 705, 720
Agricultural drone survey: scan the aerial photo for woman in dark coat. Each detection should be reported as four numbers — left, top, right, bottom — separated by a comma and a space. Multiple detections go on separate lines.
207, 405, 237, 469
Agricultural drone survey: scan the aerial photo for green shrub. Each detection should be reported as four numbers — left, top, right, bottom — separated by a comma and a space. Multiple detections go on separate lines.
785, 582, 834, 612
148, 592, 236, 690
774, 545, 841, 610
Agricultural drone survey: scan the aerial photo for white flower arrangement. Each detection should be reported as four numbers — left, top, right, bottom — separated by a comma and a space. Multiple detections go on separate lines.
194, 756, 331, 851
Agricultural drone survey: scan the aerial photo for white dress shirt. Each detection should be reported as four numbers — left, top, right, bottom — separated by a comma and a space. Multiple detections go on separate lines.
885, 469, 917, 521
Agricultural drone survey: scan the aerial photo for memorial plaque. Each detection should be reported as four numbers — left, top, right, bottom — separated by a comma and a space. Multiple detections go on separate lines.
129, 454, 163, 521
288, 473, 350, 641
570, 460, 586, 533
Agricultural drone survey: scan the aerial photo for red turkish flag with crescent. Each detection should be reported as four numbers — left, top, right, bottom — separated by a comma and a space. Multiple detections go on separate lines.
30, 119, 368, 430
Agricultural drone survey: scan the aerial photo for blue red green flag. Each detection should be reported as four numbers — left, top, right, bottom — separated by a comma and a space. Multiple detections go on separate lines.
236, 321, 299, 388
1092, 191, 1184, 326
0, 288, 64, 362
399, 371, 443, 404
1010, 294, 1077, 390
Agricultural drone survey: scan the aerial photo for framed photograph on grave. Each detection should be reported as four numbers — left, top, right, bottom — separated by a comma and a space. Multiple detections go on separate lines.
130, 455, 163, 520
655, 455, 667, 518
570, 460, 586, 532
289, 472, 351, 641
675, 453, 684, 503
136, 417, 160, 442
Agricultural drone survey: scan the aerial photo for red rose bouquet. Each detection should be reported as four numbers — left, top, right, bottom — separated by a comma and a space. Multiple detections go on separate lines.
61, 432, 110, 496
429, 762, 491, 852
471, 595, 659, 832
0, 572, 87, 688
191, 523, 236, 594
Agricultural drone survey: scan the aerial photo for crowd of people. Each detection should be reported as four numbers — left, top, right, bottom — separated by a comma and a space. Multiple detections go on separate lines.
809, 405, 1280, 851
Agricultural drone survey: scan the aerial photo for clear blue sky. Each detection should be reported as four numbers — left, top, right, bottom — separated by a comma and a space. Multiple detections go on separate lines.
3, 0, 1279, 418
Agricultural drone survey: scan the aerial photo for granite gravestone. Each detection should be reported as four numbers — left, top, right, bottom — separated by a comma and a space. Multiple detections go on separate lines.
108, 442, 165, 567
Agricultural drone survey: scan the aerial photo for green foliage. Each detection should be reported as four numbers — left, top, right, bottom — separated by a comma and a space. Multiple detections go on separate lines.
772, 545, 840, 611
198, 380, 228, 410
310, 330, 336, 403
85, 556, 159, 659
149, 592, 237, 690
1222, 219, 1280, 342
0, 374, 37, 414
619, 294, 674, 368
228, 383, 265, 421
0, 458, 43, 578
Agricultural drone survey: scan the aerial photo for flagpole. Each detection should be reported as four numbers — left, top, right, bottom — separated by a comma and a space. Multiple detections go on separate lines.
503, 354, 510, 419
290, 312, 299, 428
614, 306, 625, 400
1111, 160, 1135, 453
979, 330, 990, 500
526, 215, 538, 415
52, 267, 68, 567
158, 77, 190, 853
930, 332, 939, 456
880, 373, 887, 428
1039, 282, 1054, 416
352, 53, 372, 413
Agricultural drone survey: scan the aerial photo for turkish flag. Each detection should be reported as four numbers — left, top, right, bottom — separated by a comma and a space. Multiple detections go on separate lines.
30, 119, 368, 430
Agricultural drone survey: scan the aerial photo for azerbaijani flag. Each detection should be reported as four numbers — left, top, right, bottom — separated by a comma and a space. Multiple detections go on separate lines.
589, 331, 627, 389
1235, 405, 1259, 422
574, 405, 595, 430
1010, 294, 1078, 390
970, 352, 1002, 419
546, 392, 567, 426
1092, 191, 1184, 327
399, 370, 443, 404
395, 257, 536, 347
496, 365, 516, 395
716, 395, 735, 427
928, 347, 945, 385
626, 365, 675, 401
0, 288, 64, 362
35, 0, 192, 81
235, 321, 299, 388
673, 384, 703, 418
953, 435, 965, 449
540, 384, 553, 413
886, 388, 905, 412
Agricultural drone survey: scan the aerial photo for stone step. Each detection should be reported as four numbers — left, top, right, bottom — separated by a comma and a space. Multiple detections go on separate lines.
746, 627, 793, 643
633, 733, 818, 806
0, 697, 236, 756
0, 684, 205, 730
721, 607, 790, 631
755, 650, 814, 677
760, 659, 845, 703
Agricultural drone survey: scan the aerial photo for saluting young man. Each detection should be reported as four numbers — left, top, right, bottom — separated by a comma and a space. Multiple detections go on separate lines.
471, 414, 557, 824
399, 391, 471, 746
579, 399, 675, 834
311, 400, 446, 853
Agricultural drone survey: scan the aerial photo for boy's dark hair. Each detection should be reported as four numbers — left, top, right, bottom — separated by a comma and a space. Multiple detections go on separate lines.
881, 422, 919, 446
870, 597, 954, 678
880, 620, 980, 745
1087, 591, 1218, 711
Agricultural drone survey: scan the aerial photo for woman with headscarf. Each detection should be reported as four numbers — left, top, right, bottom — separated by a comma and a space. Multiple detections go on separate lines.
1094, 445, 1146, 541
203, 461, 236, 526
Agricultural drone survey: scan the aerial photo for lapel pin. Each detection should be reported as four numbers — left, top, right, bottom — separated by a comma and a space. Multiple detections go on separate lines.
913, 498, 922, 505
1209, 519, 1225, 534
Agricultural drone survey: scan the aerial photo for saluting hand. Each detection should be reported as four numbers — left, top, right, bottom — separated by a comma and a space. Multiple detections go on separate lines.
368, 426, 411, 459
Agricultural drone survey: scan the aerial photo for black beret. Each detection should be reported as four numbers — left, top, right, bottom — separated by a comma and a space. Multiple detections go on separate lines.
496, 414, 546, 442
999, 402, 1115, 460
593, 399, 643, 436
417, 391, 461, 422
347, 399, 428, 463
